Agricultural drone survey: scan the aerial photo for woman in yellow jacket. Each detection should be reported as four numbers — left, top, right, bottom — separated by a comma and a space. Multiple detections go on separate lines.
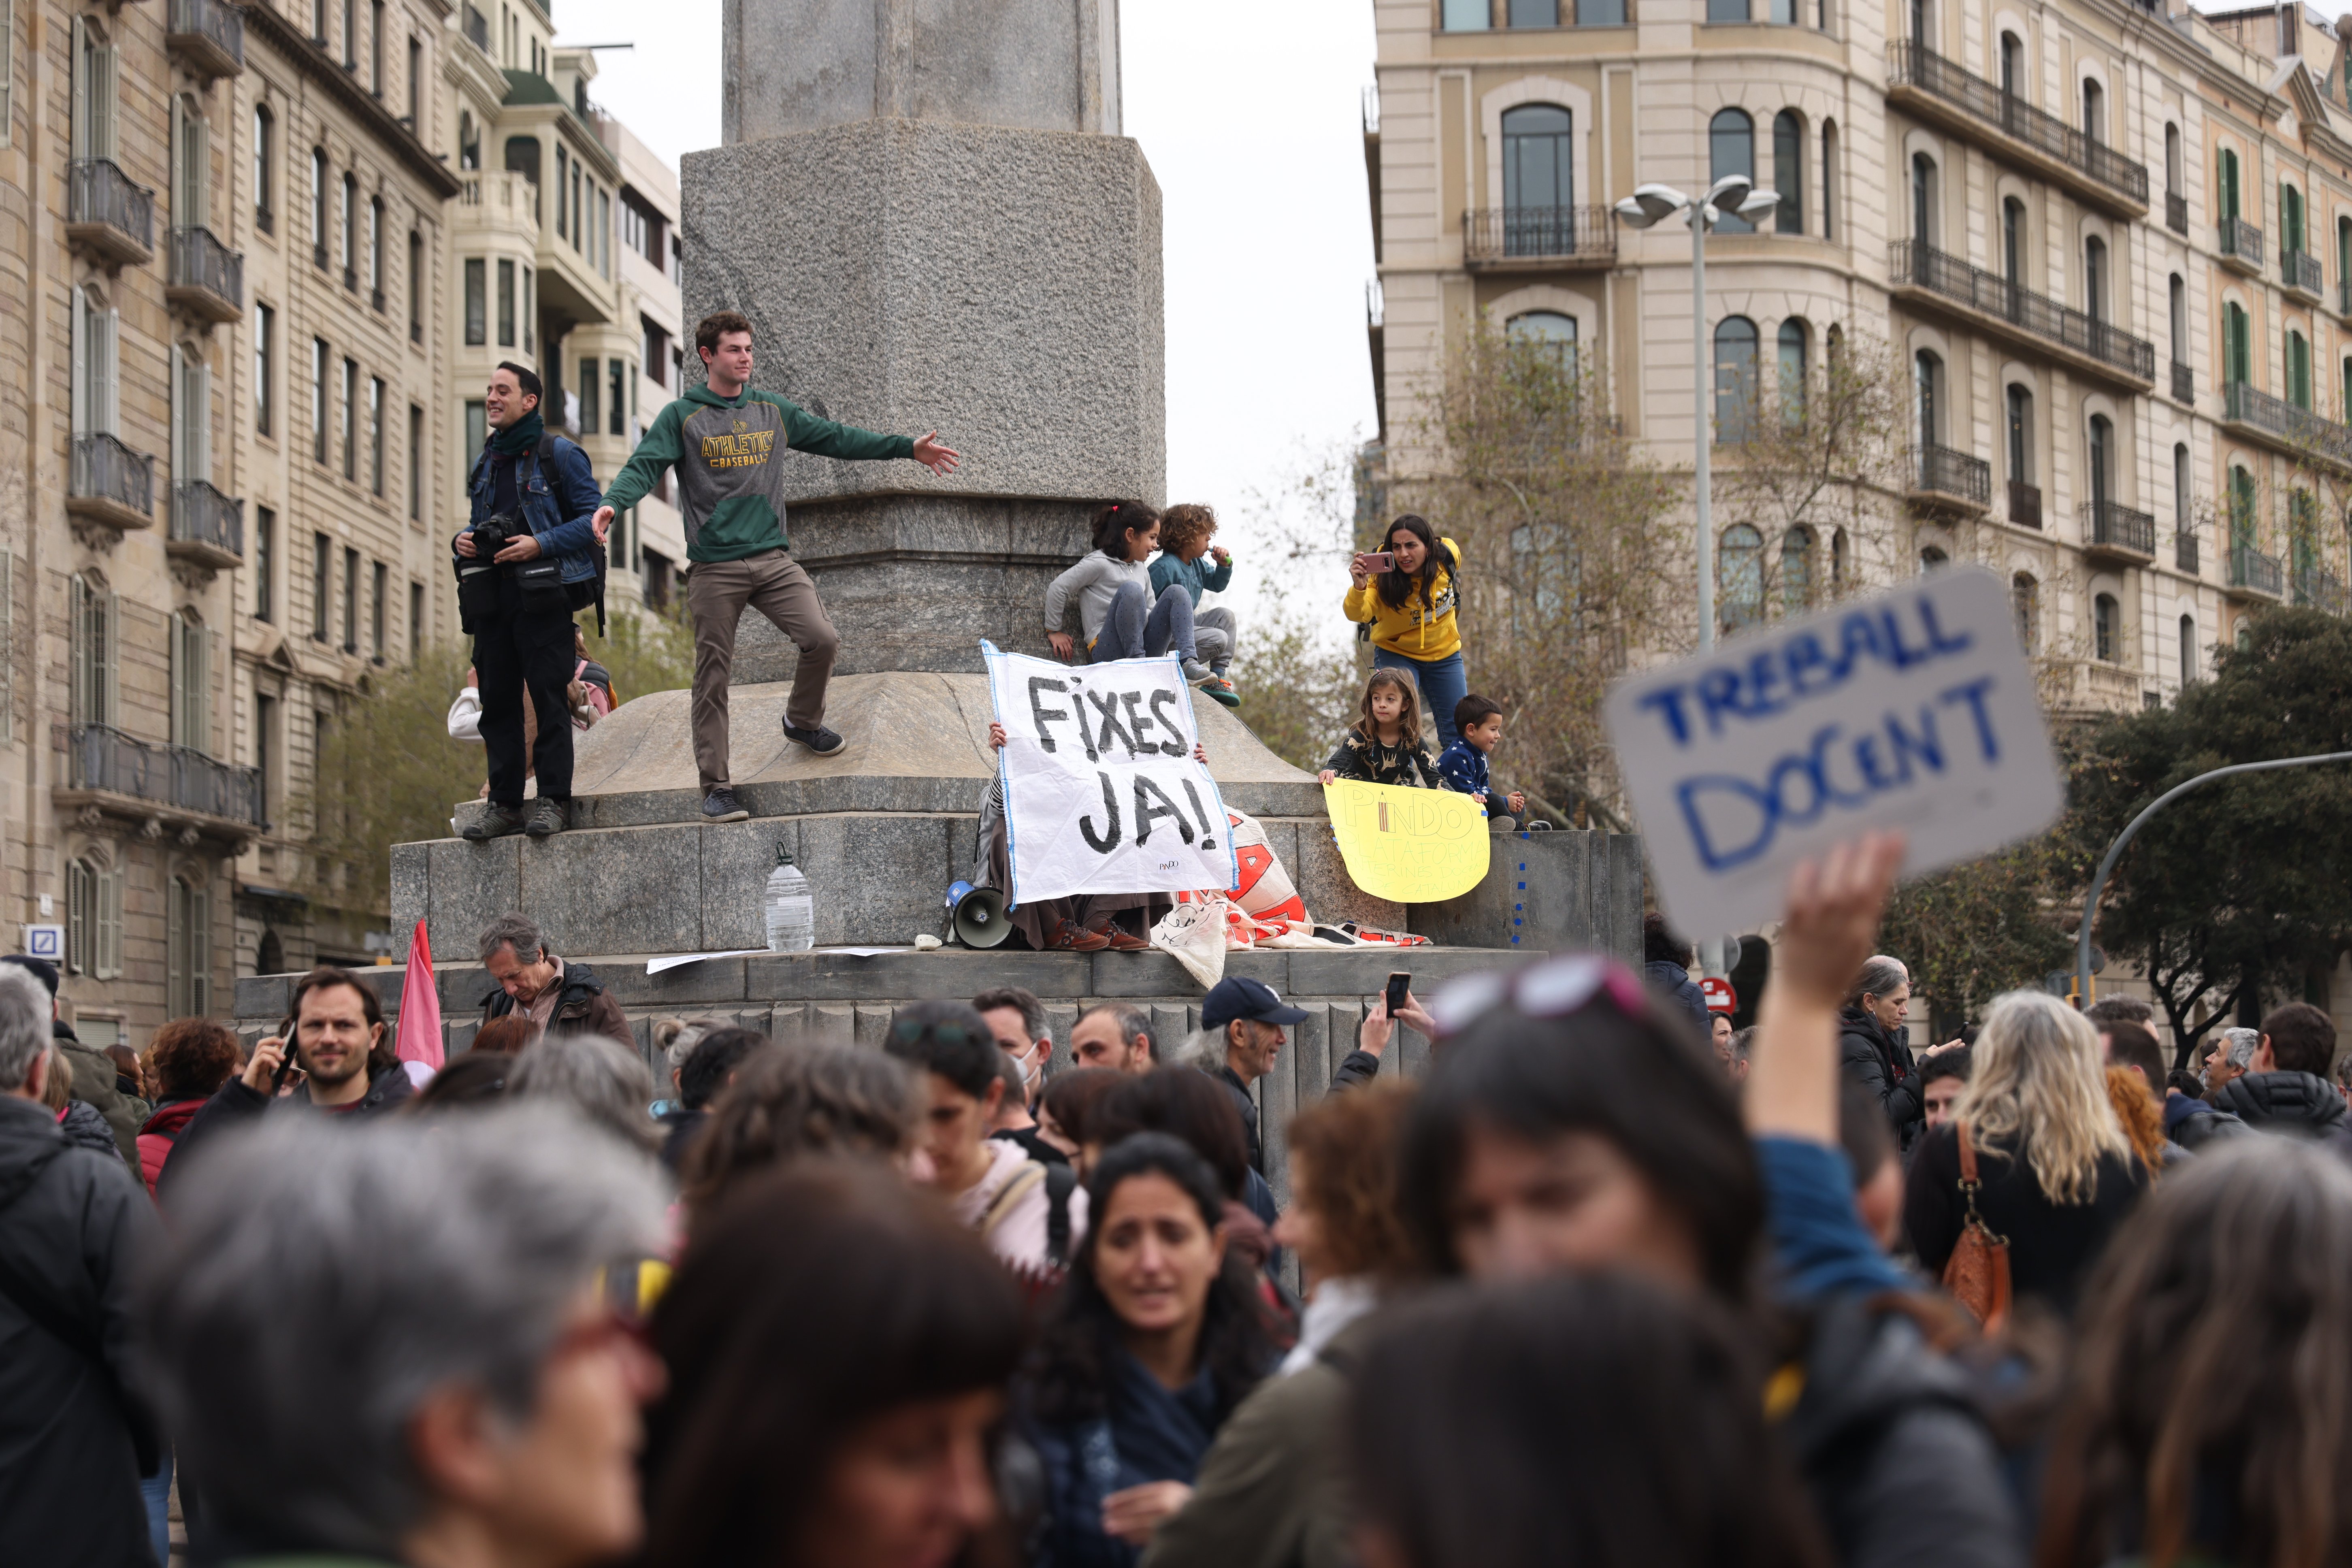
1344, 514, 1471, 750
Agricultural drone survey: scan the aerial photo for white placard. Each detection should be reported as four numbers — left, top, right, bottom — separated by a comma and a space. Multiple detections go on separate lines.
1604, 567, 2063, 935
983, 641, 1240, 906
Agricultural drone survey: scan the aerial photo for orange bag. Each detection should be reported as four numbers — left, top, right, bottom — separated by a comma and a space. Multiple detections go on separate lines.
1940, 1122, 2013, 1334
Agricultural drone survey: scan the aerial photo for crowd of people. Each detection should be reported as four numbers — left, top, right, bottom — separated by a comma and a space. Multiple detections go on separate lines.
9, 829, 2352, 1568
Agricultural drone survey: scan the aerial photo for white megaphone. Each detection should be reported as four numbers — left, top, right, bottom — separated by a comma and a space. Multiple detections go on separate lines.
944, 881, 1012, 949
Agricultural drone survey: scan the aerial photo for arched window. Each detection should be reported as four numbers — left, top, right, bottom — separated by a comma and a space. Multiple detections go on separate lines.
2002, 197, 2025, 285
1831, 525, 1849, 590
2283, 181, 2306, 256
1501, 104, 1574, 259
1506, 310, 1577, 375
310, 147, 329, 263
1999, 31, 2023, 94
367, 195, 383, 300
253, 105, 275, 232
1911, 153, 1937, 246
2012, 572, 2039, 652
2081, 79, 2104, 143
173, 95, 208, 231
2165, 123, 2182, 196
1715, 316, 1760, 440
408, 229, 424, 337
1720, 524, 1765, 629
2005, 382, 2033, 485
68, 571, 115, 728
1921, 545, 1949, 571
339, 171, 356, 279
2088, 413, 2113, 509
2219, 147, 2241, 220
1777, 318, 1808, 422
2224, 302, 2251, 386
65, 852, 122, 980
257, 928, 285, 977
1914, 349, 1943, 446
2174, 443, 2191, 536
2169, 273, 2186, 369
2288, 329, 2312, 410
2228, 465, 2257, 549
2084, 234, 2108, 322
1773, 111, 1804, 233
458, 108, 479, 170
1783, 526, 1816, 611
1711, 111, 1756, 232
1821, 119, 1838, 239
2094, 592, 2120, 662
167, 872, 210, 1020
169, 607, 211, 753
2179, 614, 2197, 685
2340, 217, 2352, 311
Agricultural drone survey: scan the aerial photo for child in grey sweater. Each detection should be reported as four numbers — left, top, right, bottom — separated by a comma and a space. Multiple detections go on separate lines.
1044, 501, 1212, 681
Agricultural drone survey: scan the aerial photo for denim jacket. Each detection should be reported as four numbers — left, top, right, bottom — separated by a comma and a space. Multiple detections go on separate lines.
461, 436, 604, 587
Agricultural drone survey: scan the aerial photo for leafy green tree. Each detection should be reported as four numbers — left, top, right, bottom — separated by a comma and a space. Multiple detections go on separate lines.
1879, 839, 2078, 1033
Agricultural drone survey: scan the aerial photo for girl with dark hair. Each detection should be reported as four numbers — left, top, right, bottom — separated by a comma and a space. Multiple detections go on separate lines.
1400, 835, 2022, 1568
1088, 1066, 1282, 1268
1351, 1274, 1829, 1568
1343, 514, 1469, 750
2038, 1140, 2352, 1568
643, 1159, 1029, 1568
1043, 501, 1215, 688
1315, 668, 1441, 789
1022, 1133, 1278, 1568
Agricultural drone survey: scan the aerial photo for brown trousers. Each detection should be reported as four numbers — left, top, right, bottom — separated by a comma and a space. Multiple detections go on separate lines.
685, 549, 839, 790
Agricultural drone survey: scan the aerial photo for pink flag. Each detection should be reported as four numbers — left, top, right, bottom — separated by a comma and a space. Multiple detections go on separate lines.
394, 918, 444, 1074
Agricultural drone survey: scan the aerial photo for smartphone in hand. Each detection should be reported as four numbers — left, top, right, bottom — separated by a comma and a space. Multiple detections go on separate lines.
1354, 551, 1397, 574
1385, 972, 1412, 1017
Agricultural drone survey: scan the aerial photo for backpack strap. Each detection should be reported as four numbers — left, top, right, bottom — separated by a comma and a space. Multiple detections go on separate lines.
536, 432, 610, 635
982, 1162, 1049, 1237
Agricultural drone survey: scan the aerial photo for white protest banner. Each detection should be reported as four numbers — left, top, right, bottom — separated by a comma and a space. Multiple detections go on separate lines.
1603, 567, 2062, 935
982, 641, 1240, 907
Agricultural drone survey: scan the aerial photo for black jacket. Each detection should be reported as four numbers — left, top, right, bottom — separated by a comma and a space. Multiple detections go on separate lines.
1904, 1122, 2147, 1319
1212, 1064, 1263, 1174
481, 957, 630, 1042
2214, 1071, 2352, 1162
1645, 959, 1713, 1038
1781, 1294, 2024, 1568
0, 1094, 161, 1568
158, 1061, 416, 1204
1839, 1006, 1923, 1151
55, 1020, 147, 1165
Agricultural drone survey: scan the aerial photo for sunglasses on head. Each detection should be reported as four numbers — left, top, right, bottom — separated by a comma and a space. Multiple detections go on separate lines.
1427, 955, 1651, 1040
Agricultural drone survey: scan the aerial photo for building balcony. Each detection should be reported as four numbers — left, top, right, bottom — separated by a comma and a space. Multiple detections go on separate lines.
2081, 500, 2156, 563
164, 0, 243, 78
2218, 217, 2263, 274
2007, 480, 2042, 529
2283, 249, 2323, 300
65, 159, 154, 268
1883, 40, 2148, 217
66, 433, 155, 535
60, 724, 264, 842
1888, 240, 2154, 388
2175, 529, 2199, 575
1463, 205, 1615, 271
2228, 542, 2284, 599
2292, 564, 2348, 616
168, 480, 245, 572
1908, 442, 1990, 513
166, 226, 243, 322
2171, 361, 2194, 405
2220, 381, 2352, 470
2166, 192, 2188, 236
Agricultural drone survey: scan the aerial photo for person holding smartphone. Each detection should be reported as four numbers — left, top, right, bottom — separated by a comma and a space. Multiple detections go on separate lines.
1345, 514, 1470, 751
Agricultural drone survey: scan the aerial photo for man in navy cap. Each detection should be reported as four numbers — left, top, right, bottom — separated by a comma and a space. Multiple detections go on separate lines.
1198, 976, 1310, 1175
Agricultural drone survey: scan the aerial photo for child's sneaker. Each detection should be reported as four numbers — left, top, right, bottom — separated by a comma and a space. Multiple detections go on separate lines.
1180, 658, 1213, 683
1198, 673, 1240, 708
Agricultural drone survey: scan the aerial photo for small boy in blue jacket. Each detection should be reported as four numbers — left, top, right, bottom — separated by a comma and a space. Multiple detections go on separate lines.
1434, 694, 1528, 829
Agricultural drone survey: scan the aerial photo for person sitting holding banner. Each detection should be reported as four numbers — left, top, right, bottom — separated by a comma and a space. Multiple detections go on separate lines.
1316, 669, 1442, 790
1044, 501, 1221, 695
983, 722, 1209, 952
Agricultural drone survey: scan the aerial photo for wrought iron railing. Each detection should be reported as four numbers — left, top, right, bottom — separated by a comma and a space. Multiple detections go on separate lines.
2222, 381, 2352, 467
1889, 240, 2155, 380
1885, 41, 2148, 205
2292, 564, 2348, 616
2082, 500, 2156, 557
2219, 216, 2264, 266
2284, 249, 2323, 295
66, 158, 154, 251
2008, 481, 2043, 529
1913, 442, 1991, 506
2175, 529, 2199, 574
166, 0, 244, 67
2230, 543, 2284, 596
69, 724, 264, 827
1463, 206, 1617, 263
2166, 192, 2188, 236
69, 433, 153, 519
168, 225, 243, 309
171, 480, 243, 557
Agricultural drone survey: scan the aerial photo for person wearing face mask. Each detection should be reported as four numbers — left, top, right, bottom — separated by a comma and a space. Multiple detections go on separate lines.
1020, 1134, 1280, 1568
1838, 955, 1960, 1153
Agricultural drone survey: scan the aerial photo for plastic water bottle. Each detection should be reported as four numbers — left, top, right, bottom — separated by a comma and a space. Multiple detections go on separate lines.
763, 845, 815, 952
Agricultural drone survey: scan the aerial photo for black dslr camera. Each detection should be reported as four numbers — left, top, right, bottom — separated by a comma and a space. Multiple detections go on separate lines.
454, 510, 526, 633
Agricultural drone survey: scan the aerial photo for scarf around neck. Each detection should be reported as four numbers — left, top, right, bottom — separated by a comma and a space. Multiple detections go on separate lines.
488, 408, 544, 456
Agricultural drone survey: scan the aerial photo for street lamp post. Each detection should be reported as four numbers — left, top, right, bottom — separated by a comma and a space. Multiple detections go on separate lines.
1615, 176, 1778, 981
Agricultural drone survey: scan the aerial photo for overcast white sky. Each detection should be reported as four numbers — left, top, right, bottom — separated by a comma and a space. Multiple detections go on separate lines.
553, 0, 1379, 579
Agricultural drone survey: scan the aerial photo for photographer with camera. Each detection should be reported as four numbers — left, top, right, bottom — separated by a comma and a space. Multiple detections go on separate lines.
455, 362, 606, 841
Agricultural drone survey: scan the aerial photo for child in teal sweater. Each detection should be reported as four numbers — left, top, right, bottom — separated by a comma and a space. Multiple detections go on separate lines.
1148, 503, 1240, 707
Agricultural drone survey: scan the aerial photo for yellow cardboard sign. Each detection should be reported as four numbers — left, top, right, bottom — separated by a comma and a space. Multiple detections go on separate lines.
1324, 780, 1491, 903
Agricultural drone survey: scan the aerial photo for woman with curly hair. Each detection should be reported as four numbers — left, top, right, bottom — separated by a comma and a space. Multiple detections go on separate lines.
137, 1018, 245, 1195
1148, 503, 1240, 706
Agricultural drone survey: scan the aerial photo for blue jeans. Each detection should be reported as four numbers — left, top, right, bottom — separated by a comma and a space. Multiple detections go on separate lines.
1374, 648, 1468, 752
1093, 581, 1198, 664
141, 1451, 172, 1566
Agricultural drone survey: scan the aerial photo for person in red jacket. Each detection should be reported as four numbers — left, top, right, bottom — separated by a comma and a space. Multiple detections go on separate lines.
135, 1018, 244, 1197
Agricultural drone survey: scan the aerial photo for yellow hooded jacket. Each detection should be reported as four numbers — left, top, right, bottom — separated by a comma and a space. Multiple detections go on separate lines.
1343, 537, 1463, 661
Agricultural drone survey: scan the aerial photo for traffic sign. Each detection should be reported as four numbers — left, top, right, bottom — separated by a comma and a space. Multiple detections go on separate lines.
1700, 976, 1736, 1014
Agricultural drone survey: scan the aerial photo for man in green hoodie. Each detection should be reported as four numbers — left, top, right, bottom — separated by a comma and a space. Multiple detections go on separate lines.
593, 311, 960, 822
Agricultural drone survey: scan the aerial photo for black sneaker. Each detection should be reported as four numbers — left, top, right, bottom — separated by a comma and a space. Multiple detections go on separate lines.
463, 803, 527, 841
702, 786, 752, 823
782, 721, 851, 758
523, 798, 567, 838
